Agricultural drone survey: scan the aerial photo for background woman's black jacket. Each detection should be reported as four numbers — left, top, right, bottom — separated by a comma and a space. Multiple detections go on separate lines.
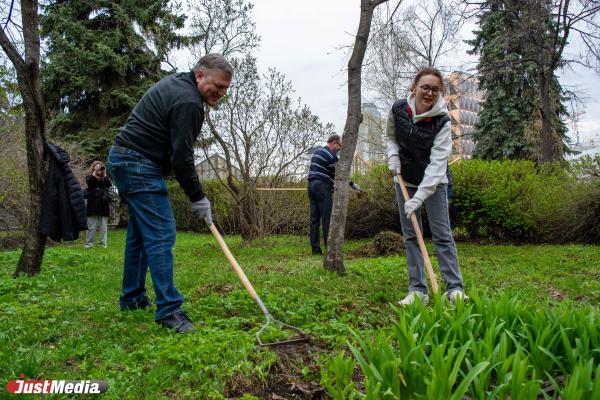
39, 143, 87, 241
85, 175, 112, 217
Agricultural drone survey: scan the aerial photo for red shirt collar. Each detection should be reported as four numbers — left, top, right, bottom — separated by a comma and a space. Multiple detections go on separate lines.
406, 104, 432, 122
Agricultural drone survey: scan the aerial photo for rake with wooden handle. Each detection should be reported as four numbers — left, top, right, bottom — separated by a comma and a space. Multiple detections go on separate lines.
206, 220, 310, 347
396, 169, 439, 295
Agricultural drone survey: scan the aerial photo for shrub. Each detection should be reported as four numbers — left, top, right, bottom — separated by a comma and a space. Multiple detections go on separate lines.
450, 160, 580, 242
168, 180, 310, 235
166, 168, 401, 239
569, 154, 600, 178
168, 179, 235, 233
0, 129, 28, 230
255, 187, 310, 235
136, 160, 600, 244
0, 231, 24, 250
537, 179, 600, 243
452, 160, 533, 240
346, 164, 401, 238
450, 159, 600, 243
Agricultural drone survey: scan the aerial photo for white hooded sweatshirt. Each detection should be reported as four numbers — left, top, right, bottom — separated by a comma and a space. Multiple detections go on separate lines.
385, 93, 452, 202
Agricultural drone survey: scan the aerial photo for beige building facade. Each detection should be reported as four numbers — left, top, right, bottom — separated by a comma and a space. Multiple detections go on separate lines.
445, 72, 484, 161
354, 102, 386, 174
196, 153, 241, 181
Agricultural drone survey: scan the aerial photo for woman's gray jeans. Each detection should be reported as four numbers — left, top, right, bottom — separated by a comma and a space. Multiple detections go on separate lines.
394, 183, 464, 294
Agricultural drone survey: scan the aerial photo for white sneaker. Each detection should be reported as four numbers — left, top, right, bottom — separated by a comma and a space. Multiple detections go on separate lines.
399, 291, 430, 306
84, 244, 93, 248
447, 290, 469, 305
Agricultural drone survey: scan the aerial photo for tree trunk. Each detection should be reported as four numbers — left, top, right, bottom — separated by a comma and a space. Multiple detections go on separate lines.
0, 0, 49, 276
538, 68, 558, 163
323, 0, 389, 274
15, 106, 47, 276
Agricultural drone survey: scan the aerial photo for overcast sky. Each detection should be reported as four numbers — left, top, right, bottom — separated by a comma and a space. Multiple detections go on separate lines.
251, 0, 600, 142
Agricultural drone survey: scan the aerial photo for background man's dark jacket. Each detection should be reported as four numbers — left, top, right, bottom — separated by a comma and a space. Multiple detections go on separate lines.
85, 175, 112, 217
39, 143, 87, 241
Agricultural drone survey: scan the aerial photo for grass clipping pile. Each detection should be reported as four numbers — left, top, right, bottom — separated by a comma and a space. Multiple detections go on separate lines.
348, 230, 405, 259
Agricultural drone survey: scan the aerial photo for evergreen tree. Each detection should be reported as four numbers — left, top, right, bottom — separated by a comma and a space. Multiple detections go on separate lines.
468, 1, 569, 161
40, 0, 191, 156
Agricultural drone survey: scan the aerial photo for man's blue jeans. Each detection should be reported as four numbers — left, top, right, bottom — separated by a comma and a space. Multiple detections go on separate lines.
394, 183, 464, 294
308, 179, 333, 252
107, 146, 184, 320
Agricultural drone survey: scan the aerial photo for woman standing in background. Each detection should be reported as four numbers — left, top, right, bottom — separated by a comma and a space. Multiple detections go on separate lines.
85, 161, 112, 248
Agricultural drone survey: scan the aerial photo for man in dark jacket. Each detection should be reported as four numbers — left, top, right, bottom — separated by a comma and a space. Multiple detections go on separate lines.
107, 54, 233, 333
307, 134, 363, 255
39, 143, 87, 241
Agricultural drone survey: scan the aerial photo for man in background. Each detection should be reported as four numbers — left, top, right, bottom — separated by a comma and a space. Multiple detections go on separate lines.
307, 134, 363, 255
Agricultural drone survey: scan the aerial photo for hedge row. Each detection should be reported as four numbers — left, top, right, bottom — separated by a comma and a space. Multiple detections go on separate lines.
167, 158, 599, 244
450, 158, 599, 243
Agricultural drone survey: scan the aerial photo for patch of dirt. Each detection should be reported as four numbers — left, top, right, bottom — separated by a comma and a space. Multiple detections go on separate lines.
540, 375, 565, 398
335, 301, 365, 314
257, 263, 285, 274
547, 287, 566, 300
223, 309, 242, 317
574, 294, 588, 302
225, 341, 329, 400
195, 282, 235, 296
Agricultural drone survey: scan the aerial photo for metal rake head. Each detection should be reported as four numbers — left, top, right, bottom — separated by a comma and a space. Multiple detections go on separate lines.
256, 315, 311, 347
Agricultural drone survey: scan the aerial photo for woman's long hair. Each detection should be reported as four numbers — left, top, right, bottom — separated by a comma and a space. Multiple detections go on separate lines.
88, 160, 105, 177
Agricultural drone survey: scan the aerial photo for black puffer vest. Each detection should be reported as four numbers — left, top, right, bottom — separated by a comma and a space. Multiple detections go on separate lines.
392, 99, 450, 186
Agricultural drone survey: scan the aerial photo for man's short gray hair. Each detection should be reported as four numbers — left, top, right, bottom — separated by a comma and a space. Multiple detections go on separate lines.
193, 54, 234, 78
327, 134, 341, 144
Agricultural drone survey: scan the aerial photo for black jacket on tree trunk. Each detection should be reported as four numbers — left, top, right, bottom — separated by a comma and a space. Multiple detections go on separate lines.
39, 143, 88, 241
85, 175, 112, 217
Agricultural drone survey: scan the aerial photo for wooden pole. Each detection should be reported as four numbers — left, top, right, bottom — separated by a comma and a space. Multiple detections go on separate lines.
207, 222, 261, 302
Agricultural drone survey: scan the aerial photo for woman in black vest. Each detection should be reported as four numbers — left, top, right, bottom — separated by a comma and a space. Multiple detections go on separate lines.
386, 67, 467, 306
84, 161, 112, 248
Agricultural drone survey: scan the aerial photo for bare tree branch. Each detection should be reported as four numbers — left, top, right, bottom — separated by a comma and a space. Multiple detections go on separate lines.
0, 23, 23, 68
365, 0, 464, 109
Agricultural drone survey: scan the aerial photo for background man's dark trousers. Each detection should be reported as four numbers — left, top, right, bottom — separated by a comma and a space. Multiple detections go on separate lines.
308, 179, 333, 254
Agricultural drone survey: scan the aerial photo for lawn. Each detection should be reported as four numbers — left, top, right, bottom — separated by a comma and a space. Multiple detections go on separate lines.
0, 230, 598, 399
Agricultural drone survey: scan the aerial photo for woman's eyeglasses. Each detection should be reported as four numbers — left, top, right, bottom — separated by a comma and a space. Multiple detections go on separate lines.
419, 85, 441, 95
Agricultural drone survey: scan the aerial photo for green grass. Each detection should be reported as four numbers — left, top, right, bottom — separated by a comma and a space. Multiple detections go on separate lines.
0, 231, 598, 399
